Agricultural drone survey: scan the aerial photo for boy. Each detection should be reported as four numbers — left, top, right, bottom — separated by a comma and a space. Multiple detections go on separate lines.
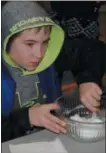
2, 1, 104, 141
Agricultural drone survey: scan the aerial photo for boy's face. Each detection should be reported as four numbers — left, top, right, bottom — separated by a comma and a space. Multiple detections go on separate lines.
9, 27, 50, 71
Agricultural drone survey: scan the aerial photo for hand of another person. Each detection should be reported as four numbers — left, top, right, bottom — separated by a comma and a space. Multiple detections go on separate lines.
79, 83, 102, 112
29, 103, 67, 134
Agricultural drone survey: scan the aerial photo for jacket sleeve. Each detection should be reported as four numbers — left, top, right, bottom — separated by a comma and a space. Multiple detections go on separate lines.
55, 39, 105, 86
1, 64, 16, 116
73, 40, 105, 85
2, 107, 31, 142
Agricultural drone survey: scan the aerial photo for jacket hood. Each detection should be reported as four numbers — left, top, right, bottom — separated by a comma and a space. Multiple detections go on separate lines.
2, 1, 64, 75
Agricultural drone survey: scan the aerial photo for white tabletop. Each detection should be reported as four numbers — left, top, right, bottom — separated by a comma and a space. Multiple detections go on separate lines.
2, 130, 105, 153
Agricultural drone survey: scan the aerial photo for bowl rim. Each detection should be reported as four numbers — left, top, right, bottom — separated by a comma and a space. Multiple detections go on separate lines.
67, 117, 106, 124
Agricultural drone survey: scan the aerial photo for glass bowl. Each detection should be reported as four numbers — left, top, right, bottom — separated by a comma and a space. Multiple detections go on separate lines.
54, 96, 106, 142
66, 107, 105, 142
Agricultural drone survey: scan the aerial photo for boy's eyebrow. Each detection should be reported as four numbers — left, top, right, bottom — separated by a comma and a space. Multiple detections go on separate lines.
24, 40, 36, 43
24, 38, 50, 43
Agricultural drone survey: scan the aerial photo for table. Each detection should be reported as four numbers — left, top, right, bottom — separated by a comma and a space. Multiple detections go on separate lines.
2, 130, 105, 153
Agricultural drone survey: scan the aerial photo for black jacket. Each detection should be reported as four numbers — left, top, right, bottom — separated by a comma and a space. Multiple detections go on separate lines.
2, 39, 105, 142
55, 39, 105, 86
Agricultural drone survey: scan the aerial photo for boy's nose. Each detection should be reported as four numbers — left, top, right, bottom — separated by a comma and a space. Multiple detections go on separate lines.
33, 46, 43, 59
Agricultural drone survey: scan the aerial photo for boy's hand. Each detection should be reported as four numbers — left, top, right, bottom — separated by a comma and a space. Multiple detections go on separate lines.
29, 103, 67, 134
79, 83, 102, 112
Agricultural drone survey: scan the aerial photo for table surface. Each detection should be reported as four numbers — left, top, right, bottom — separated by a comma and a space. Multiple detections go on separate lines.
2, 130, 105, 153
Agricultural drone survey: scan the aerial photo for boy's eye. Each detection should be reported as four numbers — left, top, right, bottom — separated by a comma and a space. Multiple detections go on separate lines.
26, 43, 33, 47
43, 40, 49, 44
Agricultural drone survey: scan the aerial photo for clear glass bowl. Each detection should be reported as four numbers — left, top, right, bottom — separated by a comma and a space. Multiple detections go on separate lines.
66, 108, 105, 142
54, 96, 106, 142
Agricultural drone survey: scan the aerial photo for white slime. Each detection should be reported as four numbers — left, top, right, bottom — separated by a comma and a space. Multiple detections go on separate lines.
69, 114, 105, 140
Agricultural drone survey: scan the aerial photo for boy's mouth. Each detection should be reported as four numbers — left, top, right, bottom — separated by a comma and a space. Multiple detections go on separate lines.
30, 61, 39, 66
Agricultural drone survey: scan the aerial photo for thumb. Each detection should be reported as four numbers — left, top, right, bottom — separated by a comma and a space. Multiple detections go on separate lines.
47, 103, 60, 111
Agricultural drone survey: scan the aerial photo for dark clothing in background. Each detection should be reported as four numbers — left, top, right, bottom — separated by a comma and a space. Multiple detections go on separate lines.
55, 39, 105, 86
50, 1, 106, 79
50, 1, 105, 39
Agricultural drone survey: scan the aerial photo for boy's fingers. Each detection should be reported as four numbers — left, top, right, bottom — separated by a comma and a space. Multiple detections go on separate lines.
91, 91, 101, 101
44, 117, 66, 134
94, 85, 102, 95
84, 102, 99, 112
47, 114, 66, 127
86, 96, 100, 107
